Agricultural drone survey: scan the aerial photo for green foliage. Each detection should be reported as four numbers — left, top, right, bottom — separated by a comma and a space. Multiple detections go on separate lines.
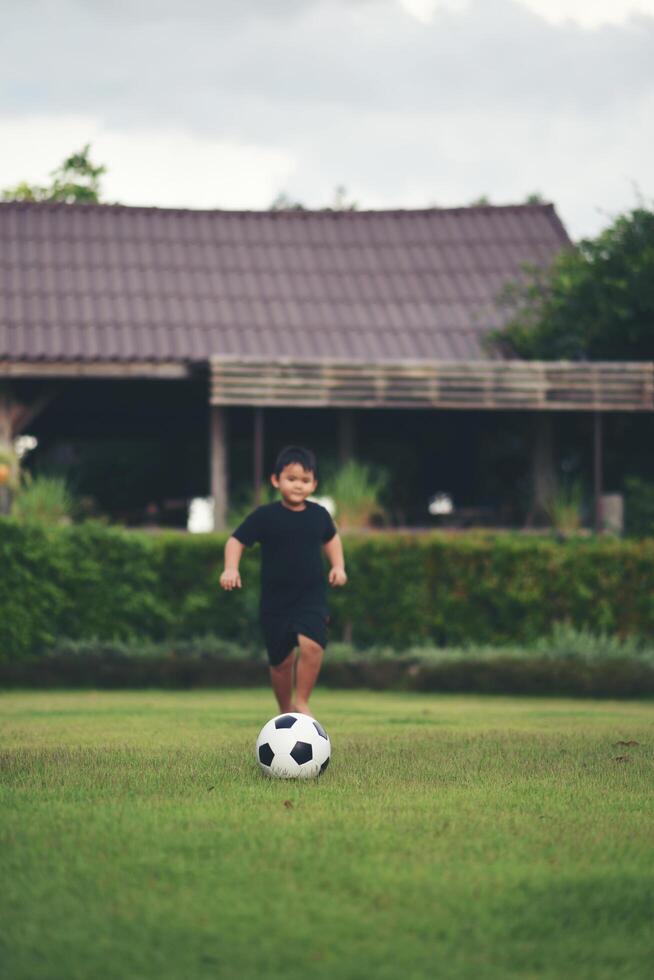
489, 205, 654, 360
154, 530, 260, 641
419, 533, 654, 647
544, 479, 584, 535
624, 476, 654, 538
524, 192, 547, 204
4, 625, 651, 696
330, 184, 358, 211
532, 621, 650, 661
27, 625, 654, 668
0, 521, 71, 656
269, 191, 305, 210
11, 475, 73, 525
1, 144, 106, 204
324, 460, 388, 530
59, 523, 173, 642
42, 635, 260, 662
269, 184, 358, 211
4, 643, 654, 697
0, 520, 172, 658
2, 521, 654, 661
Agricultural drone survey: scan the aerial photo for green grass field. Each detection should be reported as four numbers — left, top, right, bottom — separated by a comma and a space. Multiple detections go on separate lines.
1, 690, 653, 980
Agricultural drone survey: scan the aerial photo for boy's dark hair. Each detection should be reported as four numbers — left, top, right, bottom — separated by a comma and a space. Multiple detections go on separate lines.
273, 445, 318, 479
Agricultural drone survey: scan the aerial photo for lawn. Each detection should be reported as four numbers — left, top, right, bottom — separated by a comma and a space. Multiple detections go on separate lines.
1, 690, 653, 980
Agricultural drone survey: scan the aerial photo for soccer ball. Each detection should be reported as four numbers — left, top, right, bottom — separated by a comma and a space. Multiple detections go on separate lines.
256, 712, 331, 779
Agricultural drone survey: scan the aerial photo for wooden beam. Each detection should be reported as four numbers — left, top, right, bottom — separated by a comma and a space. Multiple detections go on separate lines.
253, 407, 264, 506
209, 406, 228, 531
0, 360, 190, 379
209, 357, 654, 412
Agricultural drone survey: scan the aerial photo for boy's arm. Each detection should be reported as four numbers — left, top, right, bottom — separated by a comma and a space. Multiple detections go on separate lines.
220, 536, 245, 590
323, 533, 347, 586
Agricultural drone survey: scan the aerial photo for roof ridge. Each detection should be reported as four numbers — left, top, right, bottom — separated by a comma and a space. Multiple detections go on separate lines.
0, 199, 556, 218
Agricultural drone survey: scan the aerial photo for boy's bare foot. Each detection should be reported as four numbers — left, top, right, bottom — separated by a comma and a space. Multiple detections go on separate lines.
294, 700, 310, 715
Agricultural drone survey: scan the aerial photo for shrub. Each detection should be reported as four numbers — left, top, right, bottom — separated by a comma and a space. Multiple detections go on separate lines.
544, 480, 585, 535
12, 475, 74, 525
0, 520, 70, 656
1, 520, 654, 660
0, 520, 172, 659
624, 476, 654, 538
3, 629, 653, 697
324, 460, 388, 530
532, 622, 650, 662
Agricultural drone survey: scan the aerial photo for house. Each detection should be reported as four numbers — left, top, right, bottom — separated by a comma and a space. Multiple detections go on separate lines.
1, 200, 651, 527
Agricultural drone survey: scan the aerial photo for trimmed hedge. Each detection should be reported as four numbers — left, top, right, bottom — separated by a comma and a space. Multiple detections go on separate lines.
2, 653, 653, 699
2, 519, 654, 660
2, 631, 653, 696
0, 521, 172, 658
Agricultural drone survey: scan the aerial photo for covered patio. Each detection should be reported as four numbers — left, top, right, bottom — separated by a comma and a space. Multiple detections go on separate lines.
209, 356, 654, 530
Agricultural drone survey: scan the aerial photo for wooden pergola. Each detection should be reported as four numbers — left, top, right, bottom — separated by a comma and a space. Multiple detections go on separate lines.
209, 357, 654, 530
2, 356, 653, 530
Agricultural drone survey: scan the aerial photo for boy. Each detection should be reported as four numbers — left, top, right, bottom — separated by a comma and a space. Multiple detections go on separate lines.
219, 446, 347, 715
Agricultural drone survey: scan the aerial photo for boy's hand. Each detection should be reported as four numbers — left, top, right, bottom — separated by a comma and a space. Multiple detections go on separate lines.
328, 565, 347, 587
220, 568, 242, 590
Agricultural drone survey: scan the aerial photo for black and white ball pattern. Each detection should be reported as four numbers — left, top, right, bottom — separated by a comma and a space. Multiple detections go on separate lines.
256, 712, 331, 779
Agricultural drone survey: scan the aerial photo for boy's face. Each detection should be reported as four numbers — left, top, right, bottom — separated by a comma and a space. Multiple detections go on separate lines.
271, 462, 318, 506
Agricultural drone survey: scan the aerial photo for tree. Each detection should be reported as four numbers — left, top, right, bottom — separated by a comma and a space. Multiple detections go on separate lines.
330, 185, 358, 211
488, 206, 654, 360
524, 191, 547, 205
270, 191, 305, 211
2, 144, 106, 204
270, 185, 359, 211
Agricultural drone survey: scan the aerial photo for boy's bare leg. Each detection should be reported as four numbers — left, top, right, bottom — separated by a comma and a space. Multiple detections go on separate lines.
269, 650, 296, 713
294, 634, 324, 714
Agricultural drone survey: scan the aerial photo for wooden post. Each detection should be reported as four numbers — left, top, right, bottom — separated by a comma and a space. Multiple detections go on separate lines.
0, 382, 12, 446
528, 413, 556, 526
209, 405, 228, 530
338, 408, 355, 465
254, 407, 264, 505
593, 411, 603, 534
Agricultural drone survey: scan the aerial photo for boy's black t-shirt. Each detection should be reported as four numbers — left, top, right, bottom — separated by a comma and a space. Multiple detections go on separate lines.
232, 501, 337, 616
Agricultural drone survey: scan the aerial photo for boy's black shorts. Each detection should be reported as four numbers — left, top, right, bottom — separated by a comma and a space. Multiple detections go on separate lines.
261, 610, 329, 666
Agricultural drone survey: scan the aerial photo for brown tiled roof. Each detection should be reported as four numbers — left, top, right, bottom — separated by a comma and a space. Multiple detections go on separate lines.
0, 200, 570, 363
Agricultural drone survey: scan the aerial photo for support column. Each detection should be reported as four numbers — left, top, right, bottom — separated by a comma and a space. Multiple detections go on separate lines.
0, 382, 12, 445
209, 405, 228, 531
593, 411, 603, 534
338, 408, 355, 465
528, 412, 556, 526
253, 407, 264, 505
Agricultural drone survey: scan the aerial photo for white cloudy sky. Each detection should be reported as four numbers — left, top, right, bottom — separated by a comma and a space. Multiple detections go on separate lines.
1, 0, 652, 239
